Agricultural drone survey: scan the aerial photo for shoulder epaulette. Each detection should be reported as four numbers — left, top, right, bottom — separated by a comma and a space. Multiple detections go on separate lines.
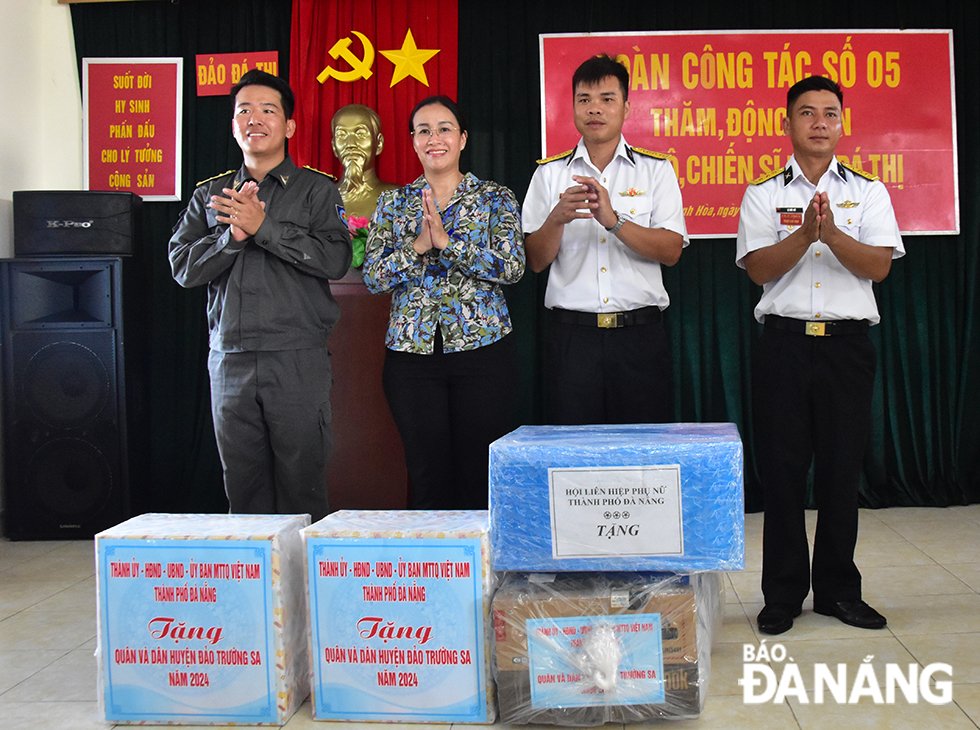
838, 159, 879, 182
304, 165, 337, 181
750, 167, 785, 185
536, 149, 574, 165
195, 169, 236, 187
629, 146, 672, 161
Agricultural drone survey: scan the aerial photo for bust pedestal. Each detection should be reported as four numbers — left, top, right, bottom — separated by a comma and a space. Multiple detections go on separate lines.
327, 269, 408, 508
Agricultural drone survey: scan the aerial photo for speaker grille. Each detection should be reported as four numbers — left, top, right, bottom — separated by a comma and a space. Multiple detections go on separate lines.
25, 341, 111, 429
28, 438, 114, 519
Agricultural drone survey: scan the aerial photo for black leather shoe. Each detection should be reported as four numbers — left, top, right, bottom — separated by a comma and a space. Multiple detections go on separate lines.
813, 599, 887, 629
757, 604, 802, 635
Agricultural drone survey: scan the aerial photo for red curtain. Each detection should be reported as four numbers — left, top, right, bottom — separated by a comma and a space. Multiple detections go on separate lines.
289, 0, 459, 186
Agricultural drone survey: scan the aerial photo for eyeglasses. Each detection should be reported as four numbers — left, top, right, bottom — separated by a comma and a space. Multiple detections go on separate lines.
411, 125, 459, 140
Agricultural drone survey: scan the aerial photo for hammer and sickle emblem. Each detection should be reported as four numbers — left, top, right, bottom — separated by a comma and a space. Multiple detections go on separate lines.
317, 30, 375, 83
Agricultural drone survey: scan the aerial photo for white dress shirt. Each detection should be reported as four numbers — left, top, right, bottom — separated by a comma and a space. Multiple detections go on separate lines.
735, 155, 905, 324
522, 136, 688, 312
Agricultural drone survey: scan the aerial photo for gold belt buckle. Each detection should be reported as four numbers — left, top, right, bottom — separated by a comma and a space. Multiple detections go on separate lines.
597, 313, 619, 328
805, 321, 827, 337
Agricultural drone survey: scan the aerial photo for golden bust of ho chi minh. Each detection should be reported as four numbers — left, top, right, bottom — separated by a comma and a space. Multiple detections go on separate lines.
331, 104, 398, 219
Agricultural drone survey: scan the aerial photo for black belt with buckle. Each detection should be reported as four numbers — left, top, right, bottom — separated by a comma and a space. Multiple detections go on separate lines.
550, 306, 663, 329
765, 314, 869, 337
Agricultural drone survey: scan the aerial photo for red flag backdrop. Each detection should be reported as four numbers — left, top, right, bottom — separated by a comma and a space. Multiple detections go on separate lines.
289, 0, 459, 186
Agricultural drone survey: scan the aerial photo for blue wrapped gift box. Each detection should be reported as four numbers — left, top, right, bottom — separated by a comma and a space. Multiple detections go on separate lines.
489, 424, 744, 572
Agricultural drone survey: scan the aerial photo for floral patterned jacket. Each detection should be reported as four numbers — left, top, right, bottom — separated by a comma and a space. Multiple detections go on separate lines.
362, 173, 525, 354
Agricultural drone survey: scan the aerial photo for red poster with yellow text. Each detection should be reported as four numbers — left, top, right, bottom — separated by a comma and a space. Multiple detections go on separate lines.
540, 31, 957, 237
84, 58, 182, 201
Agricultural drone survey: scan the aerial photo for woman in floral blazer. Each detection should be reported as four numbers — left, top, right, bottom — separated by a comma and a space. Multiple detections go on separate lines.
363, 95, 525, 510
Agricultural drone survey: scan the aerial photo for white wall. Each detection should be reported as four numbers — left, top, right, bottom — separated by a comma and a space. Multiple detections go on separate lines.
1, 0, 83, 259
0, 1, 81, 524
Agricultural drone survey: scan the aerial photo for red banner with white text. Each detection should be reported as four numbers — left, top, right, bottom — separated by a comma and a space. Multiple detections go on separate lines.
540, 30, 957, 237
289, 0, 458, 186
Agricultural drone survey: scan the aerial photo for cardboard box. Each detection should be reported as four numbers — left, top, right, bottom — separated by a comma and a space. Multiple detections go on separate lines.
490, 572, 721, 725
96, 513, 310, 726
490, 423, 744, 572
303, 510, 495, 724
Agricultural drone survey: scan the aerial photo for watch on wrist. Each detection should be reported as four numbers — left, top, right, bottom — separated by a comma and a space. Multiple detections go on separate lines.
605, 212, 627, 235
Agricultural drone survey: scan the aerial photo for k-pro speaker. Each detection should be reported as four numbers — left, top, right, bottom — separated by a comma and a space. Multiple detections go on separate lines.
1, 257, 131, 539
13, 190, 140, 256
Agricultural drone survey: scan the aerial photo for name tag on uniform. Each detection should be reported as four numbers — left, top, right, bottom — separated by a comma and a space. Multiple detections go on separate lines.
777, 206, 803, 226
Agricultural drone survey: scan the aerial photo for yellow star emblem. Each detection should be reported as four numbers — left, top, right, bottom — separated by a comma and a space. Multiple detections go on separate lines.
380, 29, 440, 88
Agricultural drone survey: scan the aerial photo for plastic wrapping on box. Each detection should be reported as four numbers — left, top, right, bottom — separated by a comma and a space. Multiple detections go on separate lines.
95, 513, 310, 726
303, 510, 496, 723
490, 423, 744, 572
491, 571, 723, 725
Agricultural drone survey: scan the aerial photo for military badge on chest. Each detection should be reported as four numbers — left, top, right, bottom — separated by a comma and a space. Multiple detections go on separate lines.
777, 207, 803, 227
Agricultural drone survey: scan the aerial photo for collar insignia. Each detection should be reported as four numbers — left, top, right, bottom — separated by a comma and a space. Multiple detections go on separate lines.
838, 159, 879, 182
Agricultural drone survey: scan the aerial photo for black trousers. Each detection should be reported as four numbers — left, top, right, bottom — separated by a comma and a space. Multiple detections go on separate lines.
544, 312, 673, 425
754, 324, 876, 607
382, 333, 517, 510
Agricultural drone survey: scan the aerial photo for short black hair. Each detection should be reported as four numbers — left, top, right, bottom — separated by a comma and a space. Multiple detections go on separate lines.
787, 76, 843, 113
408, 95, 467, 134
572, 54, 630, 100
231, 69, 295, 120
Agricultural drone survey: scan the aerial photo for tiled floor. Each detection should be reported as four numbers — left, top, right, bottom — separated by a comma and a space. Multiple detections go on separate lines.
1, 506, 979, 729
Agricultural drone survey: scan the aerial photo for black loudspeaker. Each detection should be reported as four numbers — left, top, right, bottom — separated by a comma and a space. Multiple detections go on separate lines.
13, 191, 140, 256
1, 258, 131, 539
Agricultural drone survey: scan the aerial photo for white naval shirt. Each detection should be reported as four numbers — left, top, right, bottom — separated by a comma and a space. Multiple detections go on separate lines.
522, 136, 689, 313
735, 155, 905, 325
